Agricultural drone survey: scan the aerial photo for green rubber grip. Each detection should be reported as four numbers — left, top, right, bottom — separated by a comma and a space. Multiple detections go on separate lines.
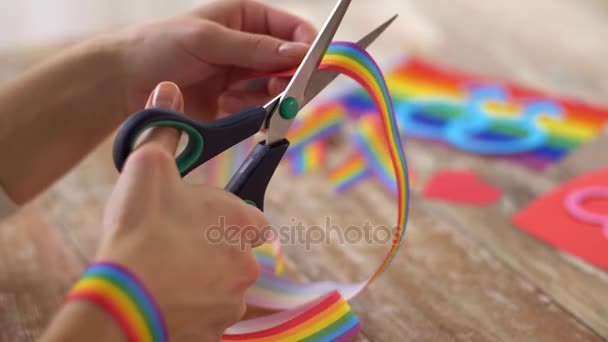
135, 121, 204, 174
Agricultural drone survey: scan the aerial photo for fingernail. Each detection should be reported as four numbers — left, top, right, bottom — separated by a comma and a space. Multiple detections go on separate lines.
277, 42, 309, 58
146, 82, 182, 109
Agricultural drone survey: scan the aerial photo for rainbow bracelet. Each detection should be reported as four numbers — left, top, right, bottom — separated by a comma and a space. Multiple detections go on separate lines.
65, 262, 168, 342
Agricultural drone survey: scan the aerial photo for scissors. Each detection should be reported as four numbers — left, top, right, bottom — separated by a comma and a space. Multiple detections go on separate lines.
113, 0, 396, 210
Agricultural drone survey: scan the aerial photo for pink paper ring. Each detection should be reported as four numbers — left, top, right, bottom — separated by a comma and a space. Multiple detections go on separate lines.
564, 186, 608, 239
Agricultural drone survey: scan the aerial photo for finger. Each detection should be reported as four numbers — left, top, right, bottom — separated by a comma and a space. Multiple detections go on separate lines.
120, 82, 185, 189
138, 82, 184, 154
217, 76, 290, 115
119, 143, 182, 195
187, 22, 310, 72
217, 90, 270, 116
179, 68, 260, 122
247, 224, 271, 249
236, 1, 318, 43
199, 186, 270, 248
200, 0, 317, 43
105, 140, 184, 231
238, 202, 271, 249
268, 77, 290, 97
181, 73, 230, 122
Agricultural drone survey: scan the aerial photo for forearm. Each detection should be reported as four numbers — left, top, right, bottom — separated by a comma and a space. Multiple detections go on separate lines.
0, 37, 127, 204
40, 302, 126, 342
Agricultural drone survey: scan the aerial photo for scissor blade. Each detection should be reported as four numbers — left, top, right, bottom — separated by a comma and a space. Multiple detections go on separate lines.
264, 13, 398, 143
302, 14, 398, 108
266, 0, 351, 144
283, 0, 351, 104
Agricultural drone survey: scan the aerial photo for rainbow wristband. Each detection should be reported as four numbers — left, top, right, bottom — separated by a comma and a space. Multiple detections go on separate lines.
65, 262, 168, 342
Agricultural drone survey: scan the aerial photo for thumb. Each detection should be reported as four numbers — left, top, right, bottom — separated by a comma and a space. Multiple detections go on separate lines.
121, 82, 185, 185
196, 24, 310, 72
138, 82, 185, 153
103, 82, 185, 230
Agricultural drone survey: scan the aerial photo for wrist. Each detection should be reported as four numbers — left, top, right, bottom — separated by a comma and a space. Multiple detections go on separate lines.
94, 241, 232, 342
0, 34, 129, 204
92, 249, 228, 342
76, 34, 131, 120
97, 25, 163, 116
55, 262, 168, 342
40, 301, 126, 342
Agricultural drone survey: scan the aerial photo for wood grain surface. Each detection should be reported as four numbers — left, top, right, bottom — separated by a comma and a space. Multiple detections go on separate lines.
1, 0, 607, 341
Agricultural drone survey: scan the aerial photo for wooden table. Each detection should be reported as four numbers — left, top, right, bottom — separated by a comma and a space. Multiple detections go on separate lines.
1, 0, 607, 340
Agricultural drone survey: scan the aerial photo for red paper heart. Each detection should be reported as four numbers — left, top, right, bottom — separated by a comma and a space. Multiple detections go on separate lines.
423, 170, 501, 205
512, 168, 608, 271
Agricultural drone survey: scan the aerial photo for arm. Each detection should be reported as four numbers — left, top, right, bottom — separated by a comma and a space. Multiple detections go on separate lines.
0, 38, 126, 204
39, 302, 126, 342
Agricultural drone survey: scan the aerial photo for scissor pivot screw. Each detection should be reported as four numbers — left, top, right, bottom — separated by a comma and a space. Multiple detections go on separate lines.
279, 97, 299, 120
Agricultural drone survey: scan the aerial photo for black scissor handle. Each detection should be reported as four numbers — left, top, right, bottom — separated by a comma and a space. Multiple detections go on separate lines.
225, 139, 290, 211
113, 106, 267, 177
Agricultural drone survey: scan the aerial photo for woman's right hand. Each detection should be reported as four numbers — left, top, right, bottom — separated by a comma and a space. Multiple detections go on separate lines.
96, 82, 269, 341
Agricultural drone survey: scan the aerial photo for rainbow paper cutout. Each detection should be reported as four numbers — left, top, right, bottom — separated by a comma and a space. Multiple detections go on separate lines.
285, 104, 345, 175
329, 154, 369, 193
352, 114, 398, 195
201, 139, 256, 187
287, 141, 328, 176
286, 104, 345, 151
328, 114, 417, 195
331, 58, 608, 169
444, 87, 563, 155
222, 42, 410, 341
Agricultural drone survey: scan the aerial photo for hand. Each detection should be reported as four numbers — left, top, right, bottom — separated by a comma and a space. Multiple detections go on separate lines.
112, 0, 317, 119
40, 83, 268, 342
0, 0, 315, 205
97, 82, 269, 341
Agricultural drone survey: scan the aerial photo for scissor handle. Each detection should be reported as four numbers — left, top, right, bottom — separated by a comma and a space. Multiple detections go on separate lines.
225, 139, 290, 211
113, 107, 267, 177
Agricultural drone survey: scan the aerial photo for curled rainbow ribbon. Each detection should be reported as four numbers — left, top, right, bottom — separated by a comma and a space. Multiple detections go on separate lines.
223, 42, 410, 341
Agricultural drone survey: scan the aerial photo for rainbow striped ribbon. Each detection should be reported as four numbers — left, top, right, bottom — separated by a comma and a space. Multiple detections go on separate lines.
223, 42, 410, 341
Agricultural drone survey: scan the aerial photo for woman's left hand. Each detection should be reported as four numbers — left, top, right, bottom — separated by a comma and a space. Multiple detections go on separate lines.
111, 0, 317, 119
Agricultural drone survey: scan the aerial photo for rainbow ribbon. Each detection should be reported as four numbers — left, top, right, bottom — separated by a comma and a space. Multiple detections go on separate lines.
223, 42, 410, 341
65, 262, 167, 342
